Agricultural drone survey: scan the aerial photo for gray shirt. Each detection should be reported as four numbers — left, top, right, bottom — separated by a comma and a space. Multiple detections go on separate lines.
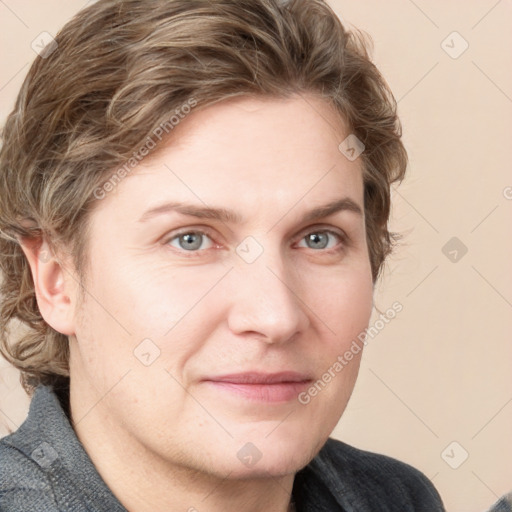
0, 385, 445, 511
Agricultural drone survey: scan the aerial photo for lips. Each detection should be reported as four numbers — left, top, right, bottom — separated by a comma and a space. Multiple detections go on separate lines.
202, 371, 313, 402
206, 371, 311, 384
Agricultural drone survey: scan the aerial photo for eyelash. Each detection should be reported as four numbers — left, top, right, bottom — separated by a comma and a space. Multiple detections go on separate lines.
162, 226, 349, 256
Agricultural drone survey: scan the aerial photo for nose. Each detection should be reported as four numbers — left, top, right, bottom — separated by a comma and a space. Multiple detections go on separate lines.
226, 250, 310, 345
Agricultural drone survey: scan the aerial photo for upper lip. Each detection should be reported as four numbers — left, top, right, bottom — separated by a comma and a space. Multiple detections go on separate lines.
203, 371, 313, 384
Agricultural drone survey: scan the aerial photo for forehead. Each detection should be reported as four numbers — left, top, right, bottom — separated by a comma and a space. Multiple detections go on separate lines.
94, 94, 364, 221
159, 94, 353, 168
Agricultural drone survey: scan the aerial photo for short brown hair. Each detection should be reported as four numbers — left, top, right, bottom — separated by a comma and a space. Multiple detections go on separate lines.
0, 0, 407, 392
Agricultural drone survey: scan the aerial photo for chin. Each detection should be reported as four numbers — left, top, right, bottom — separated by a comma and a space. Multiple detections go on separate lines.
219, 427, 326, 479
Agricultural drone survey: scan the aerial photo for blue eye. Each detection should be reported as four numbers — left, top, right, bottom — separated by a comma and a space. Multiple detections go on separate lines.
164, 228, 345, 255
298, 231, 342, 250
167, 231, 214, 251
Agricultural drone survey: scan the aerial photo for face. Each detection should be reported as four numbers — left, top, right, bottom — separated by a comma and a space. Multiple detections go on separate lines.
69, 94, 374, 479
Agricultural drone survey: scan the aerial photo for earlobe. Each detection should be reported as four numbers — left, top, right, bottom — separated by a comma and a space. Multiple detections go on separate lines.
18, 236, 77, 336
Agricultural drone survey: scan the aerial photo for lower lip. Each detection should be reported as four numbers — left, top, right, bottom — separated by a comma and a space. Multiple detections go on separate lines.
204, 381, 311, 402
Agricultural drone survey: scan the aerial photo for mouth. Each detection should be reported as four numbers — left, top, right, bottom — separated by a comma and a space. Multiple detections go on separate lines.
202, 371, 313, 402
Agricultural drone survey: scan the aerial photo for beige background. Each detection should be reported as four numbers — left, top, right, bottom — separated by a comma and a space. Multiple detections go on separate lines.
1, 1, 511, 511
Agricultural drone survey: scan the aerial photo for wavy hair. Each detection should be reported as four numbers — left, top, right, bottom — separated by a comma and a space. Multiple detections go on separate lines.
0, 0, 407, 393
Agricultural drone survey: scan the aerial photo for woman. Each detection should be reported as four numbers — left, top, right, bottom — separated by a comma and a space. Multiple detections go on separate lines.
0, 1, 444, 510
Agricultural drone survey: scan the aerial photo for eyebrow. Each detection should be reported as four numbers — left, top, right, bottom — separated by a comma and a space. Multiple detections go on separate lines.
137, 197, 363, 225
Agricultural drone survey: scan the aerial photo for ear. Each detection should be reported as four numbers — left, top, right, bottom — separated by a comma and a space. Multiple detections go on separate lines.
18, 237, 77, 336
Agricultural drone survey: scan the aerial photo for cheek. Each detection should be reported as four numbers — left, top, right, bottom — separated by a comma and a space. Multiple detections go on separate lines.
300, 268, 372, 423
306, 264, 374, 346
81, 259, 232, 376
89, 253, 221, 328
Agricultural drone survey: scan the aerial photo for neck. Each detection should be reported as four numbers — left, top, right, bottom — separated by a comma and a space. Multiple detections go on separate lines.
69, 380, 295, 512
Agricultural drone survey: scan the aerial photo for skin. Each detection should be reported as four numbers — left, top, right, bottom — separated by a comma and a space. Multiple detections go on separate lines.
22, 94, 374, 512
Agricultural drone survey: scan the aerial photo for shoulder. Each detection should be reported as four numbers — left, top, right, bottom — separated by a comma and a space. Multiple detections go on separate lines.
0, 385, 69, 511
0, 433, 59, 511
487, 493, 512, 512
0, 385, 124, 512
320, 437, 438, 488
296, 437, 445, 511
